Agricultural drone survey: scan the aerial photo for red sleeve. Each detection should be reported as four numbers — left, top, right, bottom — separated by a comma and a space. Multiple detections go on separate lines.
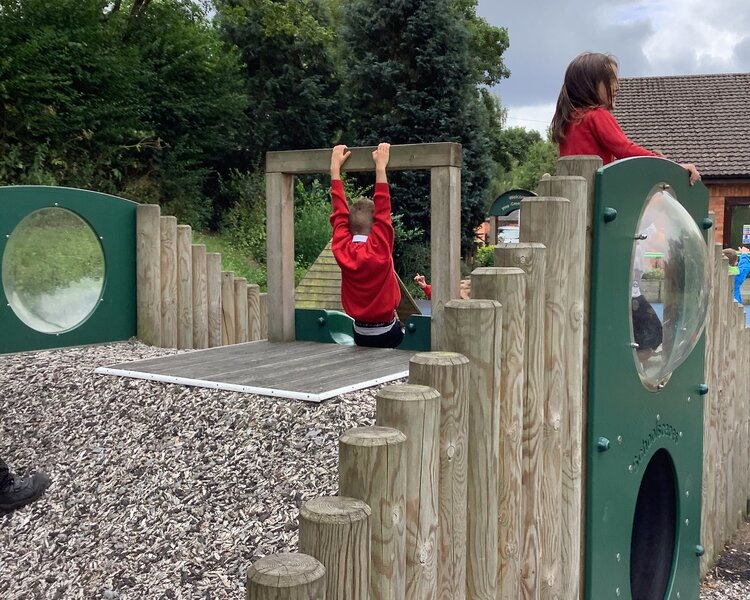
424, 284, 431, 300
590, 109, 658, 160
369, 182, 395, 253
329, 179, 350, 248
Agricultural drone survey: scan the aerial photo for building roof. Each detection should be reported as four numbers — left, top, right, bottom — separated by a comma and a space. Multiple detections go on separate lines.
613, 73, 750, 179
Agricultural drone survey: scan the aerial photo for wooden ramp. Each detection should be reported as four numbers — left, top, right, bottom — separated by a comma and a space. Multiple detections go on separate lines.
95, 341, 413, 403
296, 241, 423, 322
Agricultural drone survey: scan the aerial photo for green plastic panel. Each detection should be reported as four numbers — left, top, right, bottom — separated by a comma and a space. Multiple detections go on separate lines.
294, 308, 430, 351
586, 158, 708, 600
0, 186, 137, 353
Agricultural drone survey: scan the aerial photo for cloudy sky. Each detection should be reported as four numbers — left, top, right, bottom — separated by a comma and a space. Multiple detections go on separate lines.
476, 0, 750, 134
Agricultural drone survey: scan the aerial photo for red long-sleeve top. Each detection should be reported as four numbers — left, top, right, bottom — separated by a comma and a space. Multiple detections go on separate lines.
330, 179, 401, 323
559, 107, 658, 165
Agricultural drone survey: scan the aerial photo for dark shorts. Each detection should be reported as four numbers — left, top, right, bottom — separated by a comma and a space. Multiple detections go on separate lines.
353, 319, 405, 349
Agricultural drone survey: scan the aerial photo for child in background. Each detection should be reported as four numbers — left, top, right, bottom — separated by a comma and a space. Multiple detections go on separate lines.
551, 52, 701, 185
414, 273, 431, 300
733, 247, 750, 305
723, 248, 740, 276
330, 143, 404, 348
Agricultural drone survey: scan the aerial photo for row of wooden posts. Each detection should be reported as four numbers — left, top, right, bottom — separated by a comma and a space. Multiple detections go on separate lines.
701, 230, 750, 576
247, 159, 594, 599
135, 204, 268, 349
243, 156, 750, 600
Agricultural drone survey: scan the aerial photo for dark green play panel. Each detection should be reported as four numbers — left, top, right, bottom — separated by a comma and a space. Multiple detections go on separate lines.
586, 157, 710, 600
0, 186, 137, 353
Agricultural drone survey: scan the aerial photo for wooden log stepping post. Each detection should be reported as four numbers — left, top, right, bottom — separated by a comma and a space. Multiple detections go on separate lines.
495, 243, 547, 600
471, 267, 526, 599
160, 215, 178, 348
298, 496, 371, 600
206, 252, 222, 348
443, 299, 502, 599
408, 351, 469, 600
520, 195, 574, 600
246, 553, 326, 599
191, 244, 209, 350
339, 426, 407, 600
376, 384, 442, 599
136, 203, 162, 347
176, 224, 193, 349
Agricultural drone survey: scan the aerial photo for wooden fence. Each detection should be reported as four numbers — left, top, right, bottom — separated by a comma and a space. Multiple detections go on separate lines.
240, 155, 750, 600
135, 204, 267, 349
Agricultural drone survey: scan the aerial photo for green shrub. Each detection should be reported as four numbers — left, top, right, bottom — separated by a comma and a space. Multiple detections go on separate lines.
475, 244, 495, 268
294, 178, 333, 268
221, 169, 268, 263
642, 268, 665, 280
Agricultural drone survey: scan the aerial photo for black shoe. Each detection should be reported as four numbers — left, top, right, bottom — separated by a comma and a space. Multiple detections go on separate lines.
0, 473, 52, 513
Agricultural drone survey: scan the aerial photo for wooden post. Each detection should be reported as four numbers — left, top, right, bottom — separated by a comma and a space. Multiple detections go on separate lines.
554, 155, 602, 309
259, 292, 268, 340
234, 277, 249, 344
136, 204, 161, 347
471, 267, 526, 600
191, 244, 209, 350
176, 224, 193, 350
339, 426, 407, 600
535, 176, 587, 600
159, 216, 178, 348
206, 252, 222, 348
430, 166, 462, 350
520, 196, 574, 600
221, 271, 236, 346
247, 283, 262, 341
443, 299, 502, 600
408, 351, 469, 600
246, 553, 326, 599
495, 243, 546, 599
700, 224, 716, 576
376, 384, 441, 599
299, 496, 371, 600
266, 172, 295, 342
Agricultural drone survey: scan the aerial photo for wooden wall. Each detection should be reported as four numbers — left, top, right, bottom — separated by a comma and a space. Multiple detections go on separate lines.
136, 204, 267, 349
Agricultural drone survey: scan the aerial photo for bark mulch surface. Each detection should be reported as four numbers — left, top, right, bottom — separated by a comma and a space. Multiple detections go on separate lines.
2, 341, 749, 599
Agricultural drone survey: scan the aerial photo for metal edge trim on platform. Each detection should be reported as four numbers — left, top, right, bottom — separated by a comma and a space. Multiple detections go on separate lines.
94, 367, 409, 403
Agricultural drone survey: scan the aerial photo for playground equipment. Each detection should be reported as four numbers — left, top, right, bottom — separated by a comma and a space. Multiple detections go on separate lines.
244, 152, 750, 600
2, 147, 749, 599
0, 186, 137, 353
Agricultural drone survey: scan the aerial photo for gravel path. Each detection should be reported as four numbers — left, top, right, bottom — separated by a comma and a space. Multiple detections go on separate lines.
1, 341, 748, 599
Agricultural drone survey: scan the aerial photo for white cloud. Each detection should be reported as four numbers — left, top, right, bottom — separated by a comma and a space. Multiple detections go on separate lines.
504, 103, 556, 137
477, 0, 750, 121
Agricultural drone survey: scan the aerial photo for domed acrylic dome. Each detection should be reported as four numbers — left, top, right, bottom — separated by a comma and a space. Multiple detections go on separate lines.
629, 185, 710, 390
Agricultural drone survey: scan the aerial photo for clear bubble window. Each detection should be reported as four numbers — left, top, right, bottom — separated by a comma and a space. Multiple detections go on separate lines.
630, 185, 710, 390
2, 207, 105, 334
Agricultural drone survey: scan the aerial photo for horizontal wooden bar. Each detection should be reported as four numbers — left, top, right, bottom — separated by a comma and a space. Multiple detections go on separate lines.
266, 142, 462, 174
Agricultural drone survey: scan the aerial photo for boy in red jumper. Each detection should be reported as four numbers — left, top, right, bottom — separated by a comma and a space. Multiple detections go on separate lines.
330, 143, 404, 348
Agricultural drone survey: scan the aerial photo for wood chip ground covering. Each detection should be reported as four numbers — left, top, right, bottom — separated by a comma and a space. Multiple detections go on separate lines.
1, 341, 748, 599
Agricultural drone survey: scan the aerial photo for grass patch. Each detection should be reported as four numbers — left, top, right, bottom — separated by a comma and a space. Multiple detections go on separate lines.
192, 231, 268, 291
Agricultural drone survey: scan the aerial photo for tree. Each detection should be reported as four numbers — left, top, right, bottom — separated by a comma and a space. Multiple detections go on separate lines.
339, 0, 508, 253
0, 0, 146, 188
215, 0, 343, 165
0, 0, 248, 228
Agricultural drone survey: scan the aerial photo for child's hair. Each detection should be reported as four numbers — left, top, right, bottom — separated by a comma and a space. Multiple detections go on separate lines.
551, 52, 619, 144
723, 248, 739, 266
349, 197, 374, 235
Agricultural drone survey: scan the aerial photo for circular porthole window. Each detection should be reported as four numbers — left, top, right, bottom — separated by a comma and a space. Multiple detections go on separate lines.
2, 207, 105, 333
630, 185, 710, 390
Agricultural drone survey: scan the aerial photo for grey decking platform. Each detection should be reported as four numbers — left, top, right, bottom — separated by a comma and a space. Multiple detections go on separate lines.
95, 341, 413, 402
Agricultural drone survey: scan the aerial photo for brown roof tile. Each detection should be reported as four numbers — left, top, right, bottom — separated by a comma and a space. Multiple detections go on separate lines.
613, 73, 750, 178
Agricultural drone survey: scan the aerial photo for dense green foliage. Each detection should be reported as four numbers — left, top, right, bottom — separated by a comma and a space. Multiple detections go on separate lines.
491, 127, 559, 198
339, 0, 509, 253
0, 0, 247, 228
0, 0, 553, 285
215, 0, 343, 165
